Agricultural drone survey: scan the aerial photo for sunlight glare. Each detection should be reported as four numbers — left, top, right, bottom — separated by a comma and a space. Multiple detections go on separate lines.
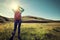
10, 2, 19, 11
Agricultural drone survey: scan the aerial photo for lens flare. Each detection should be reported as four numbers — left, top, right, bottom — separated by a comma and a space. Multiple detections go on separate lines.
10, 2, 19, 11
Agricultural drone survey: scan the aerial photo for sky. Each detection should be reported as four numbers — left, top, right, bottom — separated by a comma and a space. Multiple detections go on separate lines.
0, 0, 60, 20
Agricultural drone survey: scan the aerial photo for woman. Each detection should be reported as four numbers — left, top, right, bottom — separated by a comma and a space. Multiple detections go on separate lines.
10, 6, 24, 40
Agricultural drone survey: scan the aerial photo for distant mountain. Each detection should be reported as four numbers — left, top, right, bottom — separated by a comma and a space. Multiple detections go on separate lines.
0, 15, 60, 23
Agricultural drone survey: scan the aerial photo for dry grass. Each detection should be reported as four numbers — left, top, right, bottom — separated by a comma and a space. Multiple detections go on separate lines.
0, 22, 60, 40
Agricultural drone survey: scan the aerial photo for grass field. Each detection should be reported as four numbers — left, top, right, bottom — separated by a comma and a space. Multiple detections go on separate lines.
0, 22, 60, 40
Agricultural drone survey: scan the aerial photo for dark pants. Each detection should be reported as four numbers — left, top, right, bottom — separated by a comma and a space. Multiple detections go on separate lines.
10, 20, 21, 40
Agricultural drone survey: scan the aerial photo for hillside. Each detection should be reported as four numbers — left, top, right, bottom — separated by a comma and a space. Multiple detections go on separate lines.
9, 16, 53, 23
0, 15, 60, 23
0, 15, 9, 23
22, 16, 52, 21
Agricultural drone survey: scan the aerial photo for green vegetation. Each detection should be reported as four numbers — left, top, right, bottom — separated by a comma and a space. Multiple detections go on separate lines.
0, 22, 60, 40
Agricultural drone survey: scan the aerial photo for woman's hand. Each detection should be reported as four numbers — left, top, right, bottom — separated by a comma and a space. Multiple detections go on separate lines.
19, 7, 24, 13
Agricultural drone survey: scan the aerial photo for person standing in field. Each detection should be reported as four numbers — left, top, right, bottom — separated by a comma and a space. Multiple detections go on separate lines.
10, 6, 24, 40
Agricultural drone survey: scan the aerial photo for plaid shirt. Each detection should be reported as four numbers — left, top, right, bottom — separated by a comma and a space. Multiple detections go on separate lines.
14, 7, 24, 20
14, 11, 21, 20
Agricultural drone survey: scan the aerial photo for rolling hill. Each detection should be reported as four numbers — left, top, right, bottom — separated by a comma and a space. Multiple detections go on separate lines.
0, 15, 9, 23
0, 15, 60, 23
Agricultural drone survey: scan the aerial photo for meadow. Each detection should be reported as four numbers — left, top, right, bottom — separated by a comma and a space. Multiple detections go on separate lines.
0, 22, 60, 40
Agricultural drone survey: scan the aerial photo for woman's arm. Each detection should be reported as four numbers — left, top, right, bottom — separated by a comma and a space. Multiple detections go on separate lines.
19, 7, 24, 13
12, 6, 24, 13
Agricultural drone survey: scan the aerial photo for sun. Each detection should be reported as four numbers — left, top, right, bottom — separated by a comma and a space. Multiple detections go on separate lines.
9, 2, 19, 11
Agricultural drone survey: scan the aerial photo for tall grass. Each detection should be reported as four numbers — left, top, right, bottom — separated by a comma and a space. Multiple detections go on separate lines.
0, 22, 60, 40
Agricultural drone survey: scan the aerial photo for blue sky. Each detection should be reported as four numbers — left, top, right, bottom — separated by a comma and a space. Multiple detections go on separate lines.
0, 0, 60, 20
